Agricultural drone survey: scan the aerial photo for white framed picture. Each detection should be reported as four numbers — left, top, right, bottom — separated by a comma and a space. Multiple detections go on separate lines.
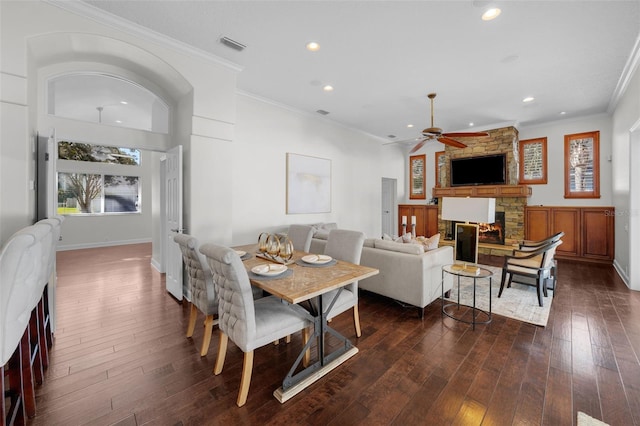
286, 153, 331, 214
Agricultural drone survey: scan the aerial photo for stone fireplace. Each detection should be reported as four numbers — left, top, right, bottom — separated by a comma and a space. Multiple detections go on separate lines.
435, 126, 528, 247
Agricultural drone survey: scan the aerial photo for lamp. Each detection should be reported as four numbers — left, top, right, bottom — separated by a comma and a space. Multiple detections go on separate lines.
441, 197, 496, 265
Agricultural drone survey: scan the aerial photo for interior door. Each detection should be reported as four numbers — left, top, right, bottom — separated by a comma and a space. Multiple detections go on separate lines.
164, 145, 183, 300
381, 178, 397, 237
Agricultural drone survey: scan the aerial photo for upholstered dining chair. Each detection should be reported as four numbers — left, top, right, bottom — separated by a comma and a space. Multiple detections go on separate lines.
36, 216, 64, 346
321, 229, 366, 337
198, 243, 311, 407
1, 230, 43, 419
287, 224, 314, 252
498, 239, 563, 307
173, 234, 218, 356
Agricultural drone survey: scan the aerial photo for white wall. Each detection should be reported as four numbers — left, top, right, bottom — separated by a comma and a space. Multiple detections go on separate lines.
229, 94, 393, 245
611, 63, 640, 288
518, 113, 614, 207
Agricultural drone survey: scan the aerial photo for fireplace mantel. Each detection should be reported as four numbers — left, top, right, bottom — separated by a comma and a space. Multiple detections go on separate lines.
432, 184, 531, 198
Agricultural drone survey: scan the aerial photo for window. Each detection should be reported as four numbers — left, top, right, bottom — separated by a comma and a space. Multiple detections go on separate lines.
564, 131, 600, 198
57, 141, 142, 215
48, 73, 169, 133
519, 137, 547, 184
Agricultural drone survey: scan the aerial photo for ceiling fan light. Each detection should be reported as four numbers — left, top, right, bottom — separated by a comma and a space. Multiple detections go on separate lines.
482, 7, 501, 21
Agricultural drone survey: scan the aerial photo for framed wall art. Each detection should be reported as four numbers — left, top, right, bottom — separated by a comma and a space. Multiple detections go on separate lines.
286, 153, 331, 214
519, 137, 547, 184
409, 154, 426, 200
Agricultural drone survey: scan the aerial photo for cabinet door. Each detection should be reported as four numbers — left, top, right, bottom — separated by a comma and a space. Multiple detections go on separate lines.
398, 205, 412, 236
425, 206, 439, 237
552, 208, 580, 258
582, 208, 614, 261
525, 207, 551, 242
410, 206, 426, 237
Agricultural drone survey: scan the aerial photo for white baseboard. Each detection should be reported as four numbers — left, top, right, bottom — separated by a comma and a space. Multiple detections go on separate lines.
57, 238, 152, 251
612, 259, 630, 288
150, 257, 164, 273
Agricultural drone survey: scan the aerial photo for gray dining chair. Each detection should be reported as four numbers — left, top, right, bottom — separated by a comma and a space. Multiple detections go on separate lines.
321, 229, 366, 337
287, 224, 314, 252
173, 234, 218, 356
199, 243, 311, 407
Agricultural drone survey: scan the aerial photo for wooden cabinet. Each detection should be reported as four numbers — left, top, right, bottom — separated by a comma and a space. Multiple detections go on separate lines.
398, 205, 438, 237
524, 206, 614, 263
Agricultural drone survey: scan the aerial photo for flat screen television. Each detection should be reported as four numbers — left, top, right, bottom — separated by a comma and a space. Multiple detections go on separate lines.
450, 154, 506, 186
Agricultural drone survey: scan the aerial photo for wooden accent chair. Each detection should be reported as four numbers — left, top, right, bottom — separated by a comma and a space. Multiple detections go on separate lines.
199, 243, 311, 407
515, 231, 564, 294
498, 238, 563, 307
287, 224, 314, 252
321, 229, 366, 337
173, 234, 218, 356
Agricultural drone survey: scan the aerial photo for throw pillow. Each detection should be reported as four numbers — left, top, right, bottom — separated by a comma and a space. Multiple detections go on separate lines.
416, 233, 441, 250
374, 239, 425, 255
401, 232, 413, 243
382, 233, 393, 241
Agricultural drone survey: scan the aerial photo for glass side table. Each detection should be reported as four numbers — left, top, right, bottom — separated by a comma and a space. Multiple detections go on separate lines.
442, 263, 493, 330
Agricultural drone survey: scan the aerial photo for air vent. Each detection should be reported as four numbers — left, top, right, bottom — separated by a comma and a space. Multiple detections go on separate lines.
387, 135, 396, 139
316, 109, 330, 115
220, 36, 246, 51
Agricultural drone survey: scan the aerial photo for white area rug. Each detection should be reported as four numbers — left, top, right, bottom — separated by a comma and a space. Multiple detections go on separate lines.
577, 412, 609, 426
444, 265, 553, 327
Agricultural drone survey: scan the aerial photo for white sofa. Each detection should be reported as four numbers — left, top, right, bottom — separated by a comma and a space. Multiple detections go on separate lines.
310, 234, 454, 317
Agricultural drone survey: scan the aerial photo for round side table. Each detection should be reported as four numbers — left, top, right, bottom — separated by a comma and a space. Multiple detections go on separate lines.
442, 263, 493, 330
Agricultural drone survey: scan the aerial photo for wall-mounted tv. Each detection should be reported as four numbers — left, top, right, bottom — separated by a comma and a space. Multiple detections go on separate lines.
450, 154, 506, 186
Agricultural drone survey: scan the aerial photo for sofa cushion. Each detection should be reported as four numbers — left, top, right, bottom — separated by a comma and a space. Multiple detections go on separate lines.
363, 238, 376, 248
374, 239, 425, 255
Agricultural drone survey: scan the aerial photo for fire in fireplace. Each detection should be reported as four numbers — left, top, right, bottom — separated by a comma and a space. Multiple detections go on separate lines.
478, 212, 506, 245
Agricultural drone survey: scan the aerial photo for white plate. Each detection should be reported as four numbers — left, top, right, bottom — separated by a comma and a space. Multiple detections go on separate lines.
251, 264, 287, 276
235, 250, 246, 257
302, 254, 333, 264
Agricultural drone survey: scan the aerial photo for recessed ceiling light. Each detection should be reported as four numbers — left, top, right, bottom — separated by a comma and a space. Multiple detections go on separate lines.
407, 124, 414, 128
522, 96, 535, 103
120, 101, 128, 105
115, 120, 122, 123
306, 41, 320, 52
469, 122, 475, 127
482, 7, 501, 21
323, 85, 334, 92
560, 111, 567, 115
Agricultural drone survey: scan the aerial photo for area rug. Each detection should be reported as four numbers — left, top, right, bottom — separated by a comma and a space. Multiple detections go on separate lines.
577, 412, 609, 426
444, 265, 553, 327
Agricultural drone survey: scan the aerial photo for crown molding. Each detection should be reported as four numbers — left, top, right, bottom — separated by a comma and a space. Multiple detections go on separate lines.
45, 0, 243, 73
609, 33, 640, 113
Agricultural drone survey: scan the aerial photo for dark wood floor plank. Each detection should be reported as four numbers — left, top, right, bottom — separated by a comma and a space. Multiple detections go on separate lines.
27, 246, 640, 425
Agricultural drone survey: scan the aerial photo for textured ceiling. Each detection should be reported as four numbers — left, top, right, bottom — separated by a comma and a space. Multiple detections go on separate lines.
82, 0, 640, 144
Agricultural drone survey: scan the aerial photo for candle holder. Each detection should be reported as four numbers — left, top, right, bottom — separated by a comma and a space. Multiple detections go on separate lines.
411, 224, 416, 237
402, 223, 407, 236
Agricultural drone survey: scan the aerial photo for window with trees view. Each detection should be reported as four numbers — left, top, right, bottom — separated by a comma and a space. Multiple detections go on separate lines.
57, 141, 141, 215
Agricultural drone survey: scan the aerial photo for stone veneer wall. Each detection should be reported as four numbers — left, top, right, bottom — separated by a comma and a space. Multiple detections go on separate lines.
436, 126, 526, 246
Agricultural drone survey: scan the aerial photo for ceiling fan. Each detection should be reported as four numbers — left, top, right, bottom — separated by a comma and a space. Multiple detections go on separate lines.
404, 93, 489, 153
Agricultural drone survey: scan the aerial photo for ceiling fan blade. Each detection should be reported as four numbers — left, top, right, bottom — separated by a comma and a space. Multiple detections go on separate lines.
442, 132, 489, 138
409, 138, 429, 153
438, 136, 467, 148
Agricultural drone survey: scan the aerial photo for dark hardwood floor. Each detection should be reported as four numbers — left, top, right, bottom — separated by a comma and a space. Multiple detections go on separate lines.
30, 243, 640, 425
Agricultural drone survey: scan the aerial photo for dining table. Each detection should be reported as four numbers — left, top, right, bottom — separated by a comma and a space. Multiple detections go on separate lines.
234, 243, 379, 403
